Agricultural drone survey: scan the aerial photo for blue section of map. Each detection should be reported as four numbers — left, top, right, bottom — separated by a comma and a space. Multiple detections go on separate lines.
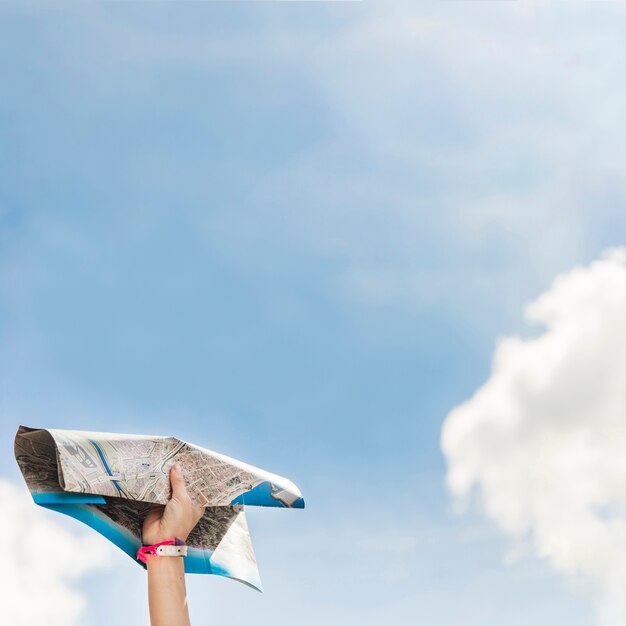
33, 492, 107, 504
31, 495, 262, 590
230, 481, 305, 508
35, 499, 140, 560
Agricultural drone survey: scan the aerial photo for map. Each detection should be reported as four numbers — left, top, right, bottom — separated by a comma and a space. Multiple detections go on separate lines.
14, 425, 305, 591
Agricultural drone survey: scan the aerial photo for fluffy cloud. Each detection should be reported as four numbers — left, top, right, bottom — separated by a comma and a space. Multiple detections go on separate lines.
0, 478, 111, 626
442, 249, 626, 589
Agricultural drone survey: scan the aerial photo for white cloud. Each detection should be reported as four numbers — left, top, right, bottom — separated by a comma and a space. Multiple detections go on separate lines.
442, 248, 626, 594
0, 478, 112, 626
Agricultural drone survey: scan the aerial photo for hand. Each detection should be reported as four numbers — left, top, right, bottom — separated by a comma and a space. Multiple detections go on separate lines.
143, 463, 206, 545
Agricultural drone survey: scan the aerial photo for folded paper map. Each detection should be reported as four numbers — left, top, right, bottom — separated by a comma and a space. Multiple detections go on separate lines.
14, 425, 304, 591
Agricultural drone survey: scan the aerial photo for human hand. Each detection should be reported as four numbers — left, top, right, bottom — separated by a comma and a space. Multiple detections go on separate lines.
143, 463, 206, 545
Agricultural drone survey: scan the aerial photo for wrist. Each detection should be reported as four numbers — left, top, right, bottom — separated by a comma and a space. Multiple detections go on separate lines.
138, 538, 188, 565
146, 554, 185, 576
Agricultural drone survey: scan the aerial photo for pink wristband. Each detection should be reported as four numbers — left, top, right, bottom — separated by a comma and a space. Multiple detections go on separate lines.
137, 538, 188, 564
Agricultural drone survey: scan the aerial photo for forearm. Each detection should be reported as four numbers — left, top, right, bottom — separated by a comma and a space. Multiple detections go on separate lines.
147, 557, 191, 626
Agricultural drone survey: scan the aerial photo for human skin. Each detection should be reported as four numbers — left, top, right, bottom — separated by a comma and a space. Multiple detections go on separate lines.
143, 463, 206, 626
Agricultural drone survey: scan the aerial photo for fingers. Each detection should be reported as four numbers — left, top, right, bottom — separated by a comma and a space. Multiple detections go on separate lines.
169, 463, 189, 501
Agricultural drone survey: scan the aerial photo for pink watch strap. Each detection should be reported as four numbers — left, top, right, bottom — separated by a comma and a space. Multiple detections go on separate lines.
137, 538, 188, 564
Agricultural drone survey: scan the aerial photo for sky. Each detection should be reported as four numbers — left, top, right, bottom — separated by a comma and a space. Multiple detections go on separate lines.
2, 2, 626, 625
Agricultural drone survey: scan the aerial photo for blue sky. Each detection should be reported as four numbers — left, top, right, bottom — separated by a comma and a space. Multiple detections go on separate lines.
2, 2, 626, 625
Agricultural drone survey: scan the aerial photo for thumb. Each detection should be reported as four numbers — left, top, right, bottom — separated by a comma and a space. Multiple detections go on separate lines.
169, 463, 188, 500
